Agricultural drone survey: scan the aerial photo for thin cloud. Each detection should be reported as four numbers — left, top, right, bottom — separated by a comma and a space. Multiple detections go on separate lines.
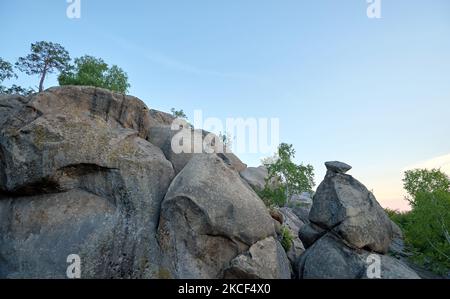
104, 34, 255, 80
403, 153, 450, 175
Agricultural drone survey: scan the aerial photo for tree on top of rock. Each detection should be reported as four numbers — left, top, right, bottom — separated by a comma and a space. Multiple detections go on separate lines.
16, 41, 71, 92
58, 55, 130, 94
259, 143, 315, 207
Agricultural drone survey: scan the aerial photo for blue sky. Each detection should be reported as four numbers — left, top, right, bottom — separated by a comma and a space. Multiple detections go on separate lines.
1, 0, 450, 210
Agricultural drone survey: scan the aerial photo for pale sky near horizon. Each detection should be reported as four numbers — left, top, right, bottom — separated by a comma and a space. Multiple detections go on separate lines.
1, 0, 450, 211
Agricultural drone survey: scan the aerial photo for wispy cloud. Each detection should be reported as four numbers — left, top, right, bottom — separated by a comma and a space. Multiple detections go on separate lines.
403, 153, 450, 175
104, 34, 255, 80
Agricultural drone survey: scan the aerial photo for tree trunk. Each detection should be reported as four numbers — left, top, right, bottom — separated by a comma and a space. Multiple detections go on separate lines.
39, 63, 49, 92
39, 70, 47, 92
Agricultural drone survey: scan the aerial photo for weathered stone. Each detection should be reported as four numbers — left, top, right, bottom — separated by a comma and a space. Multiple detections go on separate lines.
288, 203, 311, 224
0, 87, 175, 278
298, 223, 326, 249
157, 154, 274, 279
0, 94, 31, 128
149, 125, 246, 174
240, 166, 269, 191
309, 169, 393, 253
378, 255, 421, 279
297, 234, 420, 279
224, 237, 291, 279
270, 208, 284, 224
325, 161, 352, 174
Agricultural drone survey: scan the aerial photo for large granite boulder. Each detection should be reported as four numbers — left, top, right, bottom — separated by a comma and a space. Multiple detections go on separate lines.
0, 87, 175, 278
309, 162, 394, 253
297, 162, 419, 279
224, 237, 291, 279
297, 233, 420, 279
157, 154, 276, 278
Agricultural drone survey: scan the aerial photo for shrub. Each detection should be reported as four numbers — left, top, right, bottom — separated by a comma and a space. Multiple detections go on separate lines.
280, 226, 293, 252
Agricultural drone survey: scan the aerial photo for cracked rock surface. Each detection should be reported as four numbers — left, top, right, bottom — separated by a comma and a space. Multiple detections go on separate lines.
0, 86, 285, 279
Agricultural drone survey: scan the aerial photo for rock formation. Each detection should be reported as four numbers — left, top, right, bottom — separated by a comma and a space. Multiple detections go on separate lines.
0, 87, 422, 279
0, 86, 285, 279
158, 154, 277, 278
297, 162, 420, 279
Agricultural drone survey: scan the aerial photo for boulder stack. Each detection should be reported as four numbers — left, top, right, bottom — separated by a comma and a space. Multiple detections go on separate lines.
0, 86, 290, 279
297, 161, 420, 279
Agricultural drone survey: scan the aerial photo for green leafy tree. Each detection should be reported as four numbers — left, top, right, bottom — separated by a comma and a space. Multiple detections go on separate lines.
259, 143, 315, 207
386, 169, 450, 275
0, 58, 17, 83
16, 41, 71, 92
1, 85, 35, 96
170, 108, 187, 119
0, 58, 35, 96
404, 191, 450, 275
403, 168, 450, 205
385, 208, 410, 229
59, 55, 130, 93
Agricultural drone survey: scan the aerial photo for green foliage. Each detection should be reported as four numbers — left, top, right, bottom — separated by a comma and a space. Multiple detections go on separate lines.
385, 208, 411, 230
257, 186, 286, 208
0, 85, 35, 96
280, 226, 293, 252
403, 168, 450, 205
0, 58, 17, 82
386, 169, 450, 276
403, 191, 450, 275
0, 57, 35, 95
170, 108, 187, 119
16, 41, 71, 92
59, 55, 130, 93
259, 143, 315, 207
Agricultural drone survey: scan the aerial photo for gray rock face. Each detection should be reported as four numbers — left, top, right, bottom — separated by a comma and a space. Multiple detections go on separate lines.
298, 234, 368, 279
149, 125, 246, 175
288, 204, 311, 224
0, 94, 31, 128
297, 234, 420, 279
0, 88, 423, 279
325, 161, 352, 174
224, 237, 291, 279
298, 223, 326, 249
378, 255, 421, 279
309, 164, 393, 253
0, 87, 175, 278
157, 154, 275, 279
297, 162, 419, 279
240, 166, 269, 191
